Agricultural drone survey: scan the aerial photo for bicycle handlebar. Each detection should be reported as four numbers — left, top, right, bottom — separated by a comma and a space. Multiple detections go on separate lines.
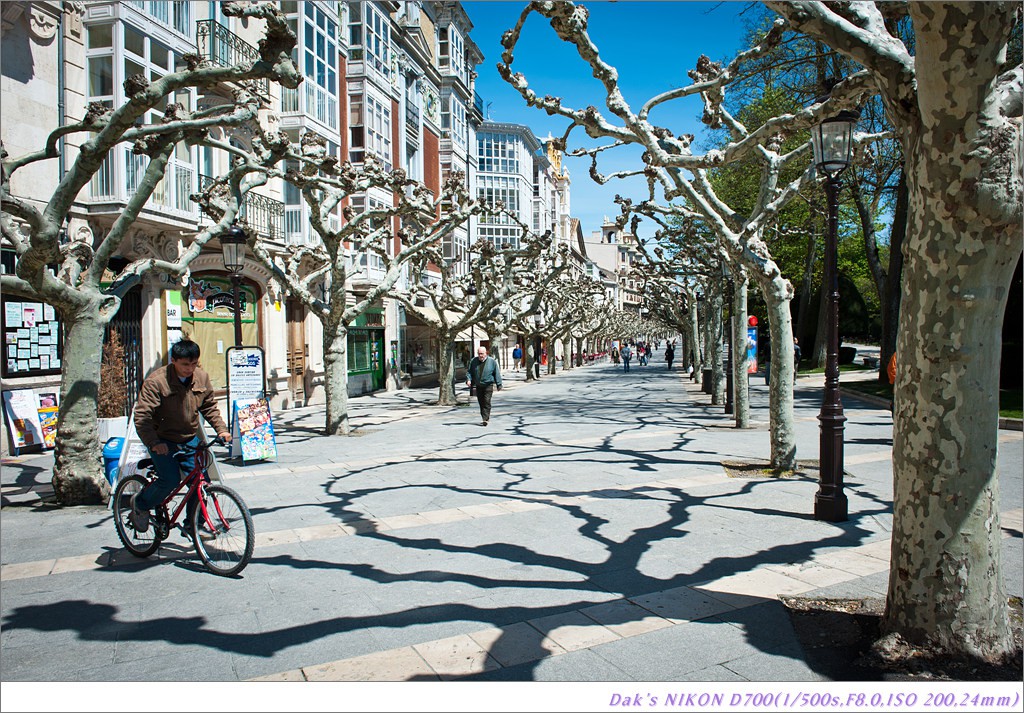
170, 436, 228, 462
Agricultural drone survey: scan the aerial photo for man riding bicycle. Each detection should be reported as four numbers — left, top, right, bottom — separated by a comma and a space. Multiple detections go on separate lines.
130, 339, 231, 534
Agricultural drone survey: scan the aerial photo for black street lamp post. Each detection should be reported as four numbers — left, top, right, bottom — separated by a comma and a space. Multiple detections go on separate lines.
810, 104, 859, 522
220, 223, 248, 348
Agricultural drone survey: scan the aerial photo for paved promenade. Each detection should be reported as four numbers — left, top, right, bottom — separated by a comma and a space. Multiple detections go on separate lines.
2, 351, 1022, 710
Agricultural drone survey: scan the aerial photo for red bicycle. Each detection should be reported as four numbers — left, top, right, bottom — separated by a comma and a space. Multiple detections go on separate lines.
112, 437, 255, 576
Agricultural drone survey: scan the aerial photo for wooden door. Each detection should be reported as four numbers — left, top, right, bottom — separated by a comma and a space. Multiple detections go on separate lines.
286, 299, 307, 403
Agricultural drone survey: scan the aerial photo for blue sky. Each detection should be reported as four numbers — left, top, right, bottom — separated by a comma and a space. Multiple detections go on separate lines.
463, 1, 757, 238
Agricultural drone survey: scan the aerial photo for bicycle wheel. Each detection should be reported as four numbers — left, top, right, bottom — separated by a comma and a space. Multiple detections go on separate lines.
191, 484, 254, 576
113, 474, 161, 557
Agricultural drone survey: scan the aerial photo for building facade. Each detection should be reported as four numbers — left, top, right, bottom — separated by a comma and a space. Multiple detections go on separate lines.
1, 1, 588, 455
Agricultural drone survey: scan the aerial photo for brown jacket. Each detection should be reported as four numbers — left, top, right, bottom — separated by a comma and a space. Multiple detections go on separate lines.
134, 364, 228, 449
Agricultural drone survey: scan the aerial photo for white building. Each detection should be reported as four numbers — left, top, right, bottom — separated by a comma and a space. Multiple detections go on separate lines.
584, 216, 642, 311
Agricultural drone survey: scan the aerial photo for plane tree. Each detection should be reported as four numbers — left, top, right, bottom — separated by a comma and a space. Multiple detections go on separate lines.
768, 0, 1023, 662
497, 2, 883, 469
0, 1, 300, 504
199, 142, 489, 435
393, 226, 563, 405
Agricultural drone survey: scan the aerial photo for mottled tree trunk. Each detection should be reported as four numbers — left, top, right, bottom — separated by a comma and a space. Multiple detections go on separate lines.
524, 336, 536, 382
732, 273, 750, 428
688, 301, 701, 379
883, 139, 1016, 660
437, 337, 458, 405
767, 0, 1020, 659
52, 308, 112, 504
763, 283, 797, 471
709, 288, 725, 405
322, 325, 350, 435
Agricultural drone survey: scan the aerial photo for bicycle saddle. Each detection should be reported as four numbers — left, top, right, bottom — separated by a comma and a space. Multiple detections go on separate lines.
138, 458, 154, 469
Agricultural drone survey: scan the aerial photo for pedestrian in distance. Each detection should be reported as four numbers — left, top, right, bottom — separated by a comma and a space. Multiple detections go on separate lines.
466, 346, 502, 426
665, 344, 675, 370
620, 344, 633, 372
512, 343, 523, 371
130, 339, 232, 534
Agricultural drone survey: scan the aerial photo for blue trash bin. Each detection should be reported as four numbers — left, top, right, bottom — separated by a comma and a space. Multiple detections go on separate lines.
103, 437, 125, 485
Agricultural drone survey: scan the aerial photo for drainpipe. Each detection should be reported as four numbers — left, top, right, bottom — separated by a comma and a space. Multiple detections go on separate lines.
57, 5, 65, 181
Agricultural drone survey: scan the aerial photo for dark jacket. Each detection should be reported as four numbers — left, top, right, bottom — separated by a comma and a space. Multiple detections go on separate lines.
134, 363, 228, 449
467, 356, 502, 387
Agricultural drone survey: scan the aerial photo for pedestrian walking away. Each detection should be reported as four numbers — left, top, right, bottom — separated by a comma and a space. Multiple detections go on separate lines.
620, 344, 633, 372
130, 339, 232, 533
466, 346, 502, 425
512, 343, 523, 371
665, 343, 675, 369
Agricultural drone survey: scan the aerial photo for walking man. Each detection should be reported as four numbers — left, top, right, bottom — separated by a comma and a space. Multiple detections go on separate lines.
621, 344, 633, 372
466, 346, 502, 426
665, 343, 675, 370
130, 339, 231, 533
512, 343, 523, 371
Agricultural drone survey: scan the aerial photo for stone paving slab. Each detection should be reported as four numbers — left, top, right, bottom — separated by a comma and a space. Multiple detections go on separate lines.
1, 352, 1022, 691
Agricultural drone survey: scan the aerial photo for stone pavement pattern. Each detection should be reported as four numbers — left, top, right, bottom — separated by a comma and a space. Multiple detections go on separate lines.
2, 350, 1021, 683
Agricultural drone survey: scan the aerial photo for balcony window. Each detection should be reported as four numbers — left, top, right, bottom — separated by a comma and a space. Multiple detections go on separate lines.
280, 3, 338, 129
85, 20, 195, 212
365, 3, 391, 79
360, 92, 392, 172
478, 175, 520, 226
438, 25, 467, 85
477, 133, 520, 174
127, 1, 191, 36
441, 95, 466, 150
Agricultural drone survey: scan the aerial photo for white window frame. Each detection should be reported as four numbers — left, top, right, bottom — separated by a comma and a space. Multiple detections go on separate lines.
364, 2, 391, 81
364, 91, 393, 172
86, 20, 195, 214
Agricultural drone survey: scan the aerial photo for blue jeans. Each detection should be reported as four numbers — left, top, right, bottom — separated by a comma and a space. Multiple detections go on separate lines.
136, 435, 200, 518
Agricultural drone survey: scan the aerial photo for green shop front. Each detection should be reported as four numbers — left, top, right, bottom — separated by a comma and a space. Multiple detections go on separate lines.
347, 307, 385, 396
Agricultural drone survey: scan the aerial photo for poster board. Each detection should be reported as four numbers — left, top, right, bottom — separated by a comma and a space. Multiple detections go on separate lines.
37, 390, 59, 449
2, 389, 43, 453
2, 300, 62, 378
225, 346, 266, 458
232, 397, 277, 463
746, 327, 758, 374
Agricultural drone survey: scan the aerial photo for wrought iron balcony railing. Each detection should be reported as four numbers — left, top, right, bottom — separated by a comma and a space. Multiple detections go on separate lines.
198, 175, 284, 241
195, 19, 269, 96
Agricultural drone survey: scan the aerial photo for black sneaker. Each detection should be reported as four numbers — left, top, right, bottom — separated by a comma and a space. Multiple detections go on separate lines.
130, 493, 150, 533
